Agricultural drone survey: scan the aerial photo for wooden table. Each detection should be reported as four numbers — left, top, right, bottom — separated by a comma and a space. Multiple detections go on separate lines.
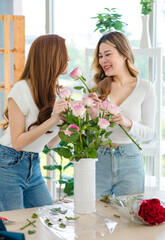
0, 191, 165, 240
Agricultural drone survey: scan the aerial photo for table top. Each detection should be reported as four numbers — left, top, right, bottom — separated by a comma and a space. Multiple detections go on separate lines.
0, 191, 165, 240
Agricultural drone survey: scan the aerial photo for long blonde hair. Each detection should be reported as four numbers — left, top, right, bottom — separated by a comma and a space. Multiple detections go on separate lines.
91, 31, 139, 100
3, 34, 68, 131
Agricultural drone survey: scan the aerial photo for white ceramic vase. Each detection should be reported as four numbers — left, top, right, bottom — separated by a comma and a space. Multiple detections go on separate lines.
74, 158, 98, 214
140, 15, 151, 48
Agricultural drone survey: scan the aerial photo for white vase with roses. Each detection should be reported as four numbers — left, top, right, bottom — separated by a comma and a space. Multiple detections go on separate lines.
57, 67, 141, 214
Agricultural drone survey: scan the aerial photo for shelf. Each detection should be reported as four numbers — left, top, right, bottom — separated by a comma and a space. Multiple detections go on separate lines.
132, 48, 165, 57
0, 82, 14, 90
0, 49, 14, 53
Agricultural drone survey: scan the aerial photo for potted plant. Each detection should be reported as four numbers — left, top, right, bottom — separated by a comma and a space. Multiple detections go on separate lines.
42, 143, 74, 201
139, 0, 154, 48
91, 8, 127, 34
140, 0, 154, 15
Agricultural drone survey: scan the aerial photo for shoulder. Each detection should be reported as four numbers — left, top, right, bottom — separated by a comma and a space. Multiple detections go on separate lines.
138, 79, 155, 93
12, 80, 28, 90
8, 80, 30, 98
138, 79, 156, 102
7, 80, 30, 115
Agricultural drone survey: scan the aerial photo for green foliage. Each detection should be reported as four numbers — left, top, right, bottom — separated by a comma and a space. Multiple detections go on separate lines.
58, 109, 114, 162
140, 0, 154, 15
42, 144, 74, 200
92, 8, 127, 33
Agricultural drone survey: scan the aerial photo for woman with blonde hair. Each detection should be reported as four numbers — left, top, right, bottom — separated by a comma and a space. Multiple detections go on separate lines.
0, 34, 70, 211
89, 31, 156, 198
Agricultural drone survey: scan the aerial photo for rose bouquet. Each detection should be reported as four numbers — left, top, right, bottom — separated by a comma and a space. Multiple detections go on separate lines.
57, 88, 117, 162
68, 67, 142, 150
100, 194, 165, 226
56, 67, 142, 162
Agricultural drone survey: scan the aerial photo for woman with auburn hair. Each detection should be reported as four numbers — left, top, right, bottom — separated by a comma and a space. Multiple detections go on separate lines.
89, 31, 156, 198
0, 34, 70, 211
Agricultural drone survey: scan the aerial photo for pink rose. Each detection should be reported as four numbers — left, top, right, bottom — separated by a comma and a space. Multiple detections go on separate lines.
72, 105, 86, 117
59, 88, 72, 99
107, 103, 119, 115
100, 101, 119, 115
100, 101, 110, 111
69, 100, 82, 109
65, 124, 79, 136
98, 118, 110, 129
69, 67, 82, 80
82, 97, 94, 107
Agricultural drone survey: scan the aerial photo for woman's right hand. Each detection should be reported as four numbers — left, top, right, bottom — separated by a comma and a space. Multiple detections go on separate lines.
51, 99, 68, 123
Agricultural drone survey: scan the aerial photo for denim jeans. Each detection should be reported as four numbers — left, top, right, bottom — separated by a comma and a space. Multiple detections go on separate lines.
0, 144, 54, 212
96, 143, 144, 199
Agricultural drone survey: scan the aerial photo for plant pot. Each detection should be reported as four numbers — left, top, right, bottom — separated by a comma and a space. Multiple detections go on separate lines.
140, 15, 151, 48
74, 158, 98, 214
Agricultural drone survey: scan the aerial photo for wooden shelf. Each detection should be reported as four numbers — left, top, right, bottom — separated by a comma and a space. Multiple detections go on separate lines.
0, 82, 14, 90
0, 49, 14, 53
0, 15, 25, 130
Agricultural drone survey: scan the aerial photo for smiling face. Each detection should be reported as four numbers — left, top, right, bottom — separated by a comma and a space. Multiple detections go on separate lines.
98, 42, 126, 77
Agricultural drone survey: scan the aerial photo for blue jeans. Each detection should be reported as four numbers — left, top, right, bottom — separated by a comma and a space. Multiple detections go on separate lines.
0, 144, 54, 212
96, 144, 144, 199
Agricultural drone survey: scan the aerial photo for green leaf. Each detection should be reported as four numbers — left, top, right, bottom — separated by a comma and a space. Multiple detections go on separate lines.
88, 126, 99, 131
68, 127, 78, 132
110, 122, 116, 127
59, 223, 66, 228
42, 145, 51, 154
91, 88, 98, 92
88, 142, 95, 148
61, 124, 68, 130
65, 115, 74, 124
74, 86, 84, 90
64, 178, 74, 196
69, 133, 79, 142
57, 148, 73, 158
83, 88, 87, 93
58, 179, 68, 184
43, 164, 62, 171
28, 230, 36, 235
63, 162, 74, 170
105, 131, 113, 138
65, 216, 79, 220
114, 21, 123, 30
100, 140, 111, 146
59, 131, 70, 142
87, 148, 97, 158
32, 213, 38, 218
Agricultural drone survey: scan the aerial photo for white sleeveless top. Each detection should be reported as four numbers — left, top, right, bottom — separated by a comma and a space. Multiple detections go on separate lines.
0, 80, 59, 153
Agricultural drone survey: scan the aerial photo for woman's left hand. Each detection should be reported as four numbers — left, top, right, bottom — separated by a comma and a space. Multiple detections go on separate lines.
111, 112, 132, 129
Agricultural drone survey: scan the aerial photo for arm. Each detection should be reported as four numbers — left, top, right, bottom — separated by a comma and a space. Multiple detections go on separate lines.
47, 135, 61, 149
127, 83, 156, 142
9, 98, 68, 151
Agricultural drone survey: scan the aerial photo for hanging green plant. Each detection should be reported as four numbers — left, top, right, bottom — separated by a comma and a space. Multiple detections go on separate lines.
91, 8, 127, 33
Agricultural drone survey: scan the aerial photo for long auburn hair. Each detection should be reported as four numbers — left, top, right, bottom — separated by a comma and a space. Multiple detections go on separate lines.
91, 31, 139, 100
3, 34, 68, 131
